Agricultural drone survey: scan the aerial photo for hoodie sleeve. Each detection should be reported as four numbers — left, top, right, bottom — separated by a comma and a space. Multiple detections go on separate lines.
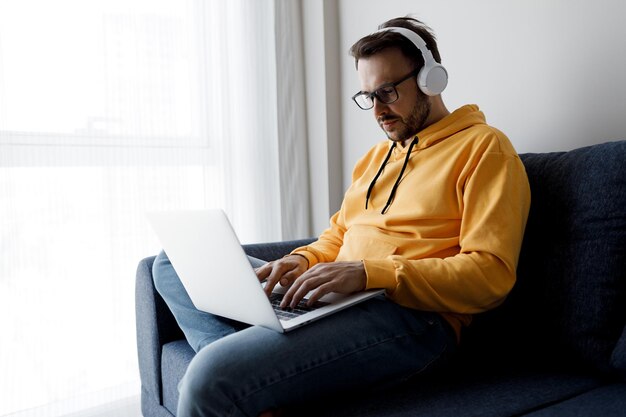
290, 209, 346, 267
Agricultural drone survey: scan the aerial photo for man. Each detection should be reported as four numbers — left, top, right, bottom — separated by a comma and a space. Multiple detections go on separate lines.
153, 16, 530, 417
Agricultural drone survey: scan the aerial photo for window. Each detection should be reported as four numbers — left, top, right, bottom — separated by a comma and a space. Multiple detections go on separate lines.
0, 0, 308, 415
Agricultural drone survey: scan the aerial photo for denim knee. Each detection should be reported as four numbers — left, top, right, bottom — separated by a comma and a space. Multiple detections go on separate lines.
178, 339, 247, 416
152, 251, 172, 293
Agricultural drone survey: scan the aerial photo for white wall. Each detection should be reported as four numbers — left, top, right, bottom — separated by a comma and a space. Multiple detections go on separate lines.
337, 0, 626, 190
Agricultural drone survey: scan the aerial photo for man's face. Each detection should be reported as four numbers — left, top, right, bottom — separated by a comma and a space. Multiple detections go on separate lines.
356, 48, 431, 145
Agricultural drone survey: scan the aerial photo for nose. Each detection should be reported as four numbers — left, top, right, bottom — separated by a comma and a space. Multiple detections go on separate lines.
372, 97, 389, 118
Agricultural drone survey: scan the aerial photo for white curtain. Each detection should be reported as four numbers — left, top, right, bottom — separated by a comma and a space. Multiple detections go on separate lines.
0, 0, 309, 415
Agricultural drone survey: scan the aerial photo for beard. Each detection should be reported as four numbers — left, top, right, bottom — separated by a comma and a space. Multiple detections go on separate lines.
378, 94, 431, 143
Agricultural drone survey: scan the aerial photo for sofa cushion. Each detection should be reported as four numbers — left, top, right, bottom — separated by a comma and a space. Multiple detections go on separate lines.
463, 140, 626, 375
295, 369, 605, 417
522, 383, 626, 416
611, 326, 626, 378
161, 340, 195, 415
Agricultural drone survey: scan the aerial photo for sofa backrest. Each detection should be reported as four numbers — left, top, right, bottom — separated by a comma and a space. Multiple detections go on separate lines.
462, 140, 626, 377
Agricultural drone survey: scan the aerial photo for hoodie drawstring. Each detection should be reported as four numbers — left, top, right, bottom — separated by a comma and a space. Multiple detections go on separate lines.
365, 137, 419, 214
365, 142, 396, 211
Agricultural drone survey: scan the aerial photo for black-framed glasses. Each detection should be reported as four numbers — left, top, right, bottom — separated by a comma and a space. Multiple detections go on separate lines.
351, 69, 419, 110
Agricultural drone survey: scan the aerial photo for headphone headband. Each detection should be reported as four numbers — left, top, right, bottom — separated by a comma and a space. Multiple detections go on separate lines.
375, 26, 448, 96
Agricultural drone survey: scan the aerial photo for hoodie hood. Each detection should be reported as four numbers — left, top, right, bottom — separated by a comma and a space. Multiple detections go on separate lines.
392, 104, 487, 154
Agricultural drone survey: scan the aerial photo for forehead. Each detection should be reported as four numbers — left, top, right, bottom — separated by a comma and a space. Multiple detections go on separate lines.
356, 47, 414, 91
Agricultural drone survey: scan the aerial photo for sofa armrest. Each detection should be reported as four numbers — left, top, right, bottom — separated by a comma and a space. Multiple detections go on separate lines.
242, 238, 316, 261
135, 256, 184, 407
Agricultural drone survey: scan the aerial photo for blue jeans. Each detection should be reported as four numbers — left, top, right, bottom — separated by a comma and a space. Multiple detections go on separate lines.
153, 251, 457, 417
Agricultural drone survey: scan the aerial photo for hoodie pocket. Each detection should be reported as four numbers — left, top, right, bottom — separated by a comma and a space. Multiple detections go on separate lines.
336, 226, 398, 261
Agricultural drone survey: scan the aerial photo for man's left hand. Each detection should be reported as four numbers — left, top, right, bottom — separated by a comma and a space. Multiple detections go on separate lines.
280, 261, 367, 308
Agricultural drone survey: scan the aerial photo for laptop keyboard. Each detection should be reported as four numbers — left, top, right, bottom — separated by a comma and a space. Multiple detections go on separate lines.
269, 293, 329, 321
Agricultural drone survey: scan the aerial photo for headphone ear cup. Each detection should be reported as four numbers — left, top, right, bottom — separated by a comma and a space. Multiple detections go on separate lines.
417, 63, 448, 96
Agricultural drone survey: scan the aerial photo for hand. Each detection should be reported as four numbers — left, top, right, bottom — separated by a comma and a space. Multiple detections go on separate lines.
280, 261, 367, 309
255, 254, 309, 297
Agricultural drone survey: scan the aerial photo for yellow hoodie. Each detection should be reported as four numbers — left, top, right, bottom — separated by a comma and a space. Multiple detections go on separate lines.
292, 105, 531, 339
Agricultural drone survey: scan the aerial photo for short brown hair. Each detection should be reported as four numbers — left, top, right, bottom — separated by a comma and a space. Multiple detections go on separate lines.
349, 16, 442, 70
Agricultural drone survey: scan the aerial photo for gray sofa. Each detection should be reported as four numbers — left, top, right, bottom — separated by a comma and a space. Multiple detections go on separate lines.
136, 140, 626, 416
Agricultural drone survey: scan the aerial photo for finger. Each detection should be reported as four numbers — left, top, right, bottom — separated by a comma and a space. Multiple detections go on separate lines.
264, 260, 299, 296
280, 264, 324, 307
288, 280, 318, 308
284, 275, 329, 309
279, 273, 306, 308
262, 263, 284, 296
278, 270, 299, 287
255, 263, 272, 282
305, 282, 335, 306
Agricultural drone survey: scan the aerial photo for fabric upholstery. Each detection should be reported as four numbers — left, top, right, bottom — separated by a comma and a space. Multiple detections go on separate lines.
295, 369, 605, 417
242, 238, 316, 262
136, 256, 180, 417
161, 340, 195, 414
522, 383, 626, 416
611, 326, 626, 378
463, 141, 626, 375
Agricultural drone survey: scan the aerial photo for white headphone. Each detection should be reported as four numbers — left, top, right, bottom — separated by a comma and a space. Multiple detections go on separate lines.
377, 26, 448, 96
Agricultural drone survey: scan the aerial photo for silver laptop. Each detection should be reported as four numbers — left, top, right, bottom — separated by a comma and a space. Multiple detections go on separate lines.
147, 209, 384, 333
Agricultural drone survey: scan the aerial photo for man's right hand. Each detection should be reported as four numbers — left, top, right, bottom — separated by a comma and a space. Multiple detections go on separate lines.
255, 254, 308, 296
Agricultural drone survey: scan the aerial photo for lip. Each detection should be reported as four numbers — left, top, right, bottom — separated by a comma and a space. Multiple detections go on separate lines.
381, 119, 398, 129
